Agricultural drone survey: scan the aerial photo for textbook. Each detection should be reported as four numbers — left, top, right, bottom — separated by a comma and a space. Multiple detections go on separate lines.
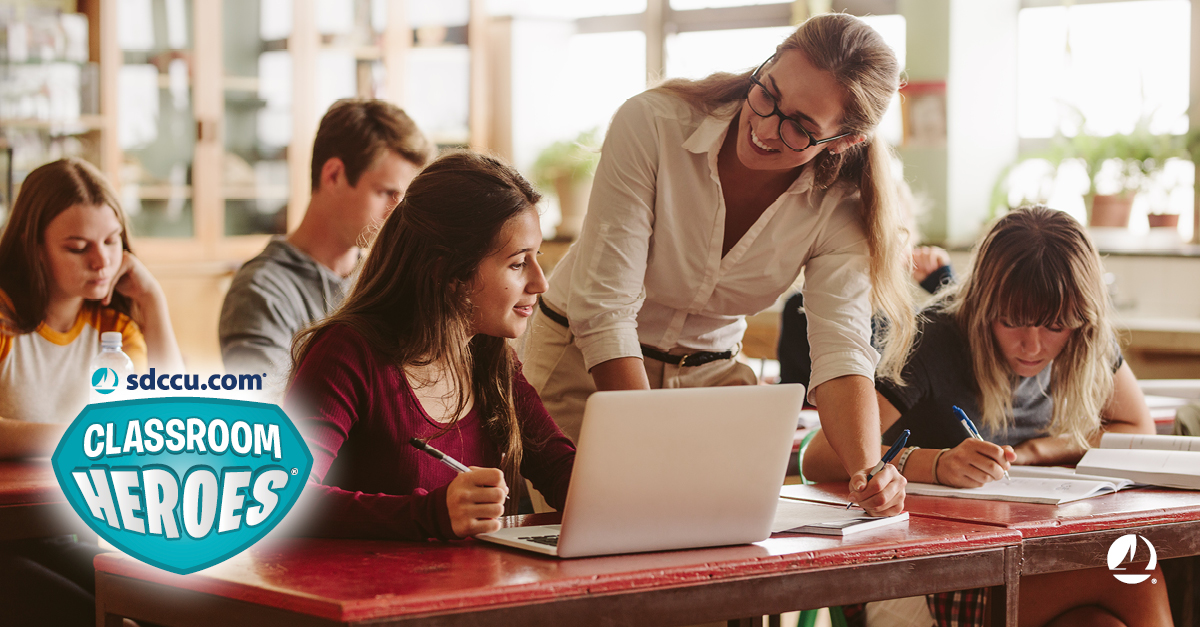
771, 498, 909, 536
1076, 433, 1200, 490
904, 476, 1125, 505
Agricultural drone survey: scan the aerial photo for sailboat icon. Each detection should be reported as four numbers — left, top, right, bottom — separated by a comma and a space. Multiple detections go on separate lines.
91, 368, 119, 395
1107, 534, 1157, 584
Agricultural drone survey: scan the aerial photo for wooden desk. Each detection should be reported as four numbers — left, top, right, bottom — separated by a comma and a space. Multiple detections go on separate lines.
787, 483, 1200, 625
95, 513, 1023, 627
0, 459, 83, 541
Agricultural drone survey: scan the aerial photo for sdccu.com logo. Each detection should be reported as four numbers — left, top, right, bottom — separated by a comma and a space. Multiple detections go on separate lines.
51, 397, 312, 575
1107, 534, 1158, 584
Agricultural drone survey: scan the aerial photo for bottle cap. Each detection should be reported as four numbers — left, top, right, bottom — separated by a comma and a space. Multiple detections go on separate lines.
100, 332, 122, 349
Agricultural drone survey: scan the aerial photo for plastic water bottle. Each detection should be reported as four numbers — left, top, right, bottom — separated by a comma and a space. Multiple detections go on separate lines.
89, 332, 133, 403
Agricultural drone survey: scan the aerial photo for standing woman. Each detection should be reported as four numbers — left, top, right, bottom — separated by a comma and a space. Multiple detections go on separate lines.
523, 13, 913, 514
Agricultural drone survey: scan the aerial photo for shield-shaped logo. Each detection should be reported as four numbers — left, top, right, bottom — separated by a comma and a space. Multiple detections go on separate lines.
52, 397, 313, 575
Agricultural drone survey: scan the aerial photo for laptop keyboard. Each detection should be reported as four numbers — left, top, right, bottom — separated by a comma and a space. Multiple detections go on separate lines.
519, 535, 560, 547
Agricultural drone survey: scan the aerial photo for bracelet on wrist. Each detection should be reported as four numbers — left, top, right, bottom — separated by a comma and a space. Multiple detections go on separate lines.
931, 448, 950, 485
895, 446, 919, 476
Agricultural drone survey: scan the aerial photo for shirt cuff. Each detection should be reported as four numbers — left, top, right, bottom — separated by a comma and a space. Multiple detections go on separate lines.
919, 265, 954, 295
573, 329, 645, 372
807, 349, 880, 405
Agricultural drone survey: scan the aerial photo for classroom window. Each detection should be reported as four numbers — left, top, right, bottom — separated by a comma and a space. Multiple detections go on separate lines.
1017, 0, 1190, 138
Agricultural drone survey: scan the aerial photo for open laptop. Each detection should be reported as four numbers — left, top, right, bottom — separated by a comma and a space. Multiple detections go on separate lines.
477, 384, 805, 558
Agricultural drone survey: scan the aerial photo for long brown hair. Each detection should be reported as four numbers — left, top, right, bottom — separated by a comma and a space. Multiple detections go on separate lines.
291, 151, 542, 498
653, 12, 913, 382
0, 158, 134, 334
938, 206, 1115, 447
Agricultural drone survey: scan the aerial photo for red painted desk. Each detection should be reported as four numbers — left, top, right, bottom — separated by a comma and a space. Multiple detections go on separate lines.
95, 513, 1022, 627
0, 459, 83, 540
787, 483, 1200, 625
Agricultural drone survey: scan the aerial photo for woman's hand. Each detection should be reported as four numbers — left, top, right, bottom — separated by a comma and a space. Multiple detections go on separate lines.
848, 464, 906, 516
936, 439, 1015, 488
910, 246, 951, 283
103, 251, 164, 308
447, 467, 509, 538
101, 251, 185, 371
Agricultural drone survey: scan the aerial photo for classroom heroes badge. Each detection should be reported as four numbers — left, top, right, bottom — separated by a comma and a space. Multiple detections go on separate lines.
51, 397, 313, 575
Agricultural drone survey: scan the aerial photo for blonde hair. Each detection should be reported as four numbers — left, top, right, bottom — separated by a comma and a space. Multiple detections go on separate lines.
653, 12, 913, 382
937, 206, 1115, 448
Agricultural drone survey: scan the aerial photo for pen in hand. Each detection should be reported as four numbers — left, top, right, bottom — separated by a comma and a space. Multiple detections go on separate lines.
409, 438, 471, 473
952, 406, 1010, 481
848, 428, 911, 509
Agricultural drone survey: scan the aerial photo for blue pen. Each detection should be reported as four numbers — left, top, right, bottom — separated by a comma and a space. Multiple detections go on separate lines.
848, 428, 910, 509
952, 406, 1010, 481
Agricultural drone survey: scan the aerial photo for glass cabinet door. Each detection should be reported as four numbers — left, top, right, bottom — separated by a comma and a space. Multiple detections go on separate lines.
405, 0, 470, 148
223, 0, 290, 236
117, 0, 195, 238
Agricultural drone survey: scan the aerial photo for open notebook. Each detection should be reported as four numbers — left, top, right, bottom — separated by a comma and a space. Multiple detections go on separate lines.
904, 465, 1137, 505
1077, 433, 1200, 490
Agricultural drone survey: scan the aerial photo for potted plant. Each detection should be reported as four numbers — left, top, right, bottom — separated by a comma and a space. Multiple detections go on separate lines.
993, 118, 1187, 228
530, 128, 601, 241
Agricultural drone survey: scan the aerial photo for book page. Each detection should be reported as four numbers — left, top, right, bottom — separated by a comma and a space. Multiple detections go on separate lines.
1006, 465, 1135, 489
906, 477, 1116, 505
1099, 433, 1200, 452
1077, 448, 1200, 490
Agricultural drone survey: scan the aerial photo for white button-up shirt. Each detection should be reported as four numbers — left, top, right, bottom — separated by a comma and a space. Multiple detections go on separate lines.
543, 90, 878, 399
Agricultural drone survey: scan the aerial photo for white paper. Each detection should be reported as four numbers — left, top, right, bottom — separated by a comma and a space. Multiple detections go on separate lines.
905, 477, 1118, 505
771, 499, 908, 534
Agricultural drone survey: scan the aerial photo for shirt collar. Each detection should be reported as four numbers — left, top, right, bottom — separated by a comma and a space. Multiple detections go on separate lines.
682, 102, 816, 195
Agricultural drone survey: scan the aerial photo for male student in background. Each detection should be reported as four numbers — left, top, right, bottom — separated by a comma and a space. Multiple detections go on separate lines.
219, 99, 434, 399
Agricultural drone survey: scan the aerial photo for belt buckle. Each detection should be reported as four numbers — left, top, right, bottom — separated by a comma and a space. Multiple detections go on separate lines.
677, 353, 693, 368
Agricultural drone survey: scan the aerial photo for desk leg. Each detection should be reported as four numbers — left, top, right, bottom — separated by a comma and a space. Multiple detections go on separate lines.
988, 545, 1021, 627
96, 572, 125, 627
728, 618, 764, 627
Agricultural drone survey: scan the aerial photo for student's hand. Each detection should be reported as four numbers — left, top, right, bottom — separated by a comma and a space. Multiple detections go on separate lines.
446, 467, 509, 538
849, 464, 906, 517
936, 439, 1016, 488
103, 251, 165, 308
910, 247, 951, 283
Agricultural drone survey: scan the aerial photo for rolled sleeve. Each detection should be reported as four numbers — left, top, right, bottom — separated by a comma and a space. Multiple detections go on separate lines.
566, 96, 660, 371
802, 199, 879, 404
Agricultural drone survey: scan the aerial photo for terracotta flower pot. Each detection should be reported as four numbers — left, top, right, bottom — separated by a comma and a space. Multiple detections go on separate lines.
553, 176, 593, 241
1147, 213, 1180, 229
1088, 194, 1135, 228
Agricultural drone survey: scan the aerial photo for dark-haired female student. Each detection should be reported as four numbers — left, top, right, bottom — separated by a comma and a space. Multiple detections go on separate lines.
805, 206, 1170, 627
285, 151, 574, 540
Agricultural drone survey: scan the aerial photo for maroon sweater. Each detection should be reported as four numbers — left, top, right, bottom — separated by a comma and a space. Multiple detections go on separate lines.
284, 325, 575, 541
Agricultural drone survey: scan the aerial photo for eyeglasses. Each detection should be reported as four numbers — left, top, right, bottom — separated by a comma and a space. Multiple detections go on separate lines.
746, 56, 853, 152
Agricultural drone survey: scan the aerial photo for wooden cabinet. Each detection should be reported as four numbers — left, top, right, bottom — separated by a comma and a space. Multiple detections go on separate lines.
77, 0, 485, 264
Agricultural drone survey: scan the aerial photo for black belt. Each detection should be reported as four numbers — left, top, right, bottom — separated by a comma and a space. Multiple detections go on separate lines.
538, 297, 570, 327
538, 299, 734, 368
639, 345, 734, 368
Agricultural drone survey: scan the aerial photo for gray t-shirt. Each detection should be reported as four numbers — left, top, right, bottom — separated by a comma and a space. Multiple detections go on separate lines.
876, 310, 1122, 449
219, 238, 355, 399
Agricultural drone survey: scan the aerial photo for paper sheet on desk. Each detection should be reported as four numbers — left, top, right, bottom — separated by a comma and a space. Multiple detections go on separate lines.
771, 498, 907, 534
